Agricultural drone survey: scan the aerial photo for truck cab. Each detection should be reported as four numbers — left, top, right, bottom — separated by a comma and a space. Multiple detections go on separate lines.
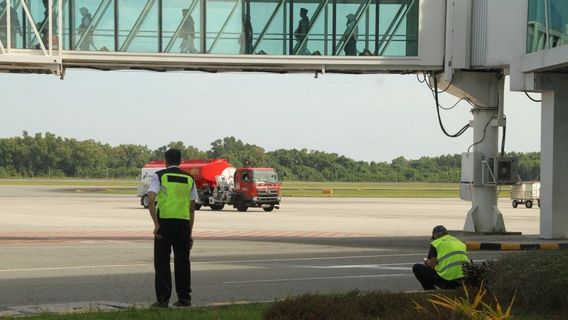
232, 168, 281, 212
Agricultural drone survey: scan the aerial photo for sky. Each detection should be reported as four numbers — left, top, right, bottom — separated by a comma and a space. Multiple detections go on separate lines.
0, 70, 541, 163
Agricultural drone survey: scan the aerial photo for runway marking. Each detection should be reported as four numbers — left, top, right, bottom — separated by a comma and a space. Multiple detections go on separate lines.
301, 262, 414, 271
203, 253, 424, 264
224, 273, 410, 284
0, 230, 376, 245
0, 254, 502, 274
0, 263, 153, 273
0, 254, 424, 273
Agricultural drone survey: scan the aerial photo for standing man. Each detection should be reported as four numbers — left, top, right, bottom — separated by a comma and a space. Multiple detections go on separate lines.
77, 7, 95, 51
294, 8, 310, 55
180, 9, 197, 54
147, 148, 197, 308
239, 13, 253, 54
343, 13, 358, 56
412, 225, 469, 290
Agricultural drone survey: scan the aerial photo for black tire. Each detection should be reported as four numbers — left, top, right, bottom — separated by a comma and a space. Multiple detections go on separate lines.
235, 196, 248, 212
263, 206, 274, 212
141, 194, 149, 208
512, 200, 518, 208
210, 203, 225, 211
194, 203, 202, 210
526, 200, 533, 209
538, 199, 541, 208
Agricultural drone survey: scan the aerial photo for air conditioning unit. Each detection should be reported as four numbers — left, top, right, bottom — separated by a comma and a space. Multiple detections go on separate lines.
483, 157, 518, 185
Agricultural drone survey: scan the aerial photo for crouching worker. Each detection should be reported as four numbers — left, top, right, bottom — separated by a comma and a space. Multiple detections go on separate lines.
412, 225, 468, 290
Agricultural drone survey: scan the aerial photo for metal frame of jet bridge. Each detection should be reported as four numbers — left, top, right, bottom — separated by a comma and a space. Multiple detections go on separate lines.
0, 0, 445, 75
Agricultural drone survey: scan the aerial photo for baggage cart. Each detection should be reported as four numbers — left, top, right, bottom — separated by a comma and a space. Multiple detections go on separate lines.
510, 181, 540, 208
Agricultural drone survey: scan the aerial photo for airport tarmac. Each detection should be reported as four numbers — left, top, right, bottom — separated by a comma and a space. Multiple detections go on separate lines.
0, 185, 540, 236
0, 186, 540, 313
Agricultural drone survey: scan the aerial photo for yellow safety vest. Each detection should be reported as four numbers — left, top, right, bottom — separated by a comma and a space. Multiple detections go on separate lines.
157, 168, 193, 220
432, 235, 468, 281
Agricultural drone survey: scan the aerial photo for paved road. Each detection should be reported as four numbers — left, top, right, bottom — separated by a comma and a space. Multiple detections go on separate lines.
0, 238, 508, 309
0, 186, 537, 311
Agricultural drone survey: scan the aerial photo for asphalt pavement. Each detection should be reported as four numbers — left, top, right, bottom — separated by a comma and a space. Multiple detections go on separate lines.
0, 186, 546, 315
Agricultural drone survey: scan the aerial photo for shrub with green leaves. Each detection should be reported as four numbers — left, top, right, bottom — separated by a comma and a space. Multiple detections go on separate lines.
486, 249, 568, 312
262, 290, 452, 320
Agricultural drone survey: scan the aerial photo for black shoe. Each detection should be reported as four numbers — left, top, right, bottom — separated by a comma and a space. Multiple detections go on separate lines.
150, 302, 169, 308
173, 300, 191, 307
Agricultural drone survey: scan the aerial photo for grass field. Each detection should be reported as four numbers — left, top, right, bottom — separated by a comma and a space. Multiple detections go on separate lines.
283, 182, 511, 198
0, 179, 512, 198
0, 179, 137, 187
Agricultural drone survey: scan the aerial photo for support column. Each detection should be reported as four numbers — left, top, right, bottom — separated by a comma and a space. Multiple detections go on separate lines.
538, 75, 568, 239
439, 71, 506, 233
464, 107, 504, 232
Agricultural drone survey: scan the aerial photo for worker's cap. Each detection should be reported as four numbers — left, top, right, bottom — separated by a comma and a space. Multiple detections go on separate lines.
79, 7, 88, 13
346, 14, 356, 21
300, 8, 308, 15
431, 225, 447, 239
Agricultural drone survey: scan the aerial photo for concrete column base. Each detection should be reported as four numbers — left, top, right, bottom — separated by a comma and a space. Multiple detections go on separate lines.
464, 205, 505, 232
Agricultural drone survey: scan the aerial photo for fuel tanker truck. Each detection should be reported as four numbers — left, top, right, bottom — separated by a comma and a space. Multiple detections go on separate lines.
137, 159, 281, 212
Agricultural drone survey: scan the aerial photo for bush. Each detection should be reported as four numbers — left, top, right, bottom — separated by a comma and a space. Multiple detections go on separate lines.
462, 260, 495, 288
486, 249, 568, 312
263, 292, 364, 320
262, 290, 455, 320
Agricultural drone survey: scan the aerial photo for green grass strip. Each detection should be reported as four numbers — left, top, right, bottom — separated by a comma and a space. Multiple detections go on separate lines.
0, 180, 512, 198
0, 179, 137, 187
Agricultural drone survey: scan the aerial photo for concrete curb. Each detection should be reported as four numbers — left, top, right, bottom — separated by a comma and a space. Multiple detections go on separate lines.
0, 301, 133, 317
0, 300, 267, 317
466, 241, 568, 251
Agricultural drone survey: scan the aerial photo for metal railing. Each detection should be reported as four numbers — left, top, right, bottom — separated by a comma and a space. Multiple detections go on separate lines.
0, 0, 62, 56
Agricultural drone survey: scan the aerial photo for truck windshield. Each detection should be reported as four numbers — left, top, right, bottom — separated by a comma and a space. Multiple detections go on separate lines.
252, 170, 279, 183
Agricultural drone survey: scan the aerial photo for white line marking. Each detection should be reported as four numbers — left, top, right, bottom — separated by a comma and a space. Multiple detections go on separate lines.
0, 263, 152, 273
224, 273, 410, 284
200, 253, 425, 264
301, 262, 415, 269
0, 252, 502, 273
0, 253, 425, 273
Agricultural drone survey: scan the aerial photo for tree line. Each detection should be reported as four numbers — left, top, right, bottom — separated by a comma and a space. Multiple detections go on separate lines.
0, 132, 540, 182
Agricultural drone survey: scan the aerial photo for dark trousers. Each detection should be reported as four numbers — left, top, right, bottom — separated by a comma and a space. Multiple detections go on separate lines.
345, 38, 357, 56
412, 263, 461, 290
154, 219, 191, 304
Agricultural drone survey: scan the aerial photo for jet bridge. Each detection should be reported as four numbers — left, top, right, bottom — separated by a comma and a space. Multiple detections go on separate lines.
0, 0, 445, 74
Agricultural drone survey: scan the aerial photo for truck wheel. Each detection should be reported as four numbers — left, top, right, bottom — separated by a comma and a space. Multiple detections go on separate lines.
210, 203, 225, 211
263, 206, 274, 212
235, 197, 248, 212
538, 200, 541, 208
512, 200, 518, 208
194, 203, 202, 210
526, 200, 533, 209
141, 194, 149, 208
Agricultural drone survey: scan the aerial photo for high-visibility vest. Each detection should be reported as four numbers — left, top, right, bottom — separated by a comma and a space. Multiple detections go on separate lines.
432, 235, 468, 281
157, 167, 194, 220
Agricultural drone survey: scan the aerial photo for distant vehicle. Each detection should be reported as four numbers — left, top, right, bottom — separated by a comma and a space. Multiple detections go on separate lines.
138, 159, 281, 212
510, 181, 540, 208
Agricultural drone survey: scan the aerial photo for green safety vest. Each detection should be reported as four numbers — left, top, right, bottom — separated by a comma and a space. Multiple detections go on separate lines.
157, 168, 194, 220
432, 235, 468, 281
